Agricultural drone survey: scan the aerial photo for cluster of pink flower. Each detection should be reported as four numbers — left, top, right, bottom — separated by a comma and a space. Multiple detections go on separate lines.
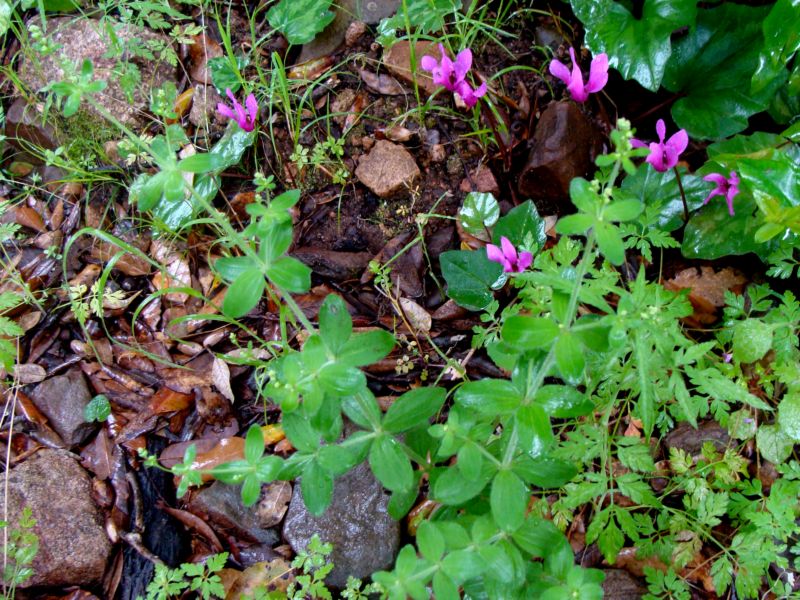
212, 46, 740, 276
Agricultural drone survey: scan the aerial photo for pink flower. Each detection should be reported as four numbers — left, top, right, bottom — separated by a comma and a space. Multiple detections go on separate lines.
421, 44, 487, 108
703, 171, 740, 216
631, 119, 688, 172
486, 237, 532, 273
217, 89, 258, 132
549, 47, 608, 103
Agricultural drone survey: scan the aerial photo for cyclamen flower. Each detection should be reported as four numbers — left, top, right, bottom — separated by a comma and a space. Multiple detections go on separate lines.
631, 119, 688, 172
703, 171, 740, 216
549, 47, 608, 103
217, 89, 258, 132
421, 44, 487, 108
486, 237, 532, 273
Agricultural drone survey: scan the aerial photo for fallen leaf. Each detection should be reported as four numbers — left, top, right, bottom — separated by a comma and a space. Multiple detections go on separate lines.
223, 558, 293, 599
211, 357, 234, 403
664, 266, 746, 325
398, 297, 431, 333
358, 68, 405, 95
188, 33, 223, 84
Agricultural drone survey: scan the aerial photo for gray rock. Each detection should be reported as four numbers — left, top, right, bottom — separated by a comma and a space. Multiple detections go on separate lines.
186, 481, 280, 544
602, 569, 646, 599
355, 140, 420, 198
282, 460, 400, 589
0, 449, 111, 588
518, 101, 602, 211
665, 420, 731, 456
30, 369, 95, 447
18, 17, 177, 126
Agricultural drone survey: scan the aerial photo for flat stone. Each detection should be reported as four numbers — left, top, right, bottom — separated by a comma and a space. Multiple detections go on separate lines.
186, 481, 280, 544
30, 369, 95, 447
665, 420, 731, 456
518, 101, 602, 210
383, 40, 440, 95
1, 450, 111, 588
355, 140, 420, 198
460, 164, 500, 195
282, 460, 400, 589
292, 247, 373, 281
18, 17, 177, 126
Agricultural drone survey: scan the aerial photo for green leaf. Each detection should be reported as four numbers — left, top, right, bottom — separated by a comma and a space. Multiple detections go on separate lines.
319, 294, 352, 355
512, 517, 568, 558
338, 330, 395, 367
440, 250, 505, 311
778, 392, 800, 442
595, 221, 625, 266
493, 200, 547, 255
207, 55, 249, 94
604, 199, 643, 222
512, 456, 577, 489
457, 442, 483, 481
662, 3, 773, 139
84, 394, 111, 422
342, 390, 382, 429
491, 470, 527, 532
318, 363, 366, 395
554, 333, 585, 384
215, 256, 258, 283
534, 385, 593, 418
455, 379, 522, 416
501, 316, 559, 350
682, 201, 767, 261
459, 192, 500, 235
369, 435, 413, 492
417, 521, 445, 562
222, 268, 265, 318
244, 424, 264, 464
441, 549, 486, 582
241, 474, 261, 506
266, 256, 311, 293
267, 0, 336, 45
301, 460, 333, 516
617, 440, 656, 473
516, 404, 554, 457
574, 0, 697, 92
208, 125, 255, 170
432, 572, 459, 600
433, 463, 494, 505
732, 319, 773, 363
383, 387, 446, 433
756, 423, 794, 463
597, 518, 624, 564
177, 152, 226, 173
752, 0, 800, 95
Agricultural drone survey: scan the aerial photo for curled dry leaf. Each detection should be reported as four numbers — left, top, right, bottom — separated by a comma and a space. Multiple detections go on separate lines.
664, 266, 746, 325
358, 68, 405, 95
254, 480, 292, 528
211, 357, 235, 403
398, 297, 432, 333
13, 363, 47, 384
223, 558, 294, 599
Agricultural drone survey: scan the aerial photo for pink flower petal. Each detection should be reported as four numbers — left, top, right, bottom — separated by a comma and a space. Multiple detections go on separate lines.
420, 55, 438, 72
500, 236, 517, 264
630, 138, 647, 149
245, 93, 259, 123
549, 58, 571, 85
703, 173, 728, 186
453, 48, 472, 82
517, 251, 533, 272
655, 119, 666, 143
217, 103, 237, 121
666, 129, 688, 156
486, 244, 511, 271
585, 53, 608, 93
646, 142, 668, 172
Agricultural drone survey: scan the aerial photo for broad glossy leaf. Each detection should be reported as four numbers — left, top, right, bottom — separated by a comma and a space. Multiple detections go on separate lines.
433, 463, 494, 505
733, 319, 773, 363
369, 435, 413, 491
604, 199, 643, 222
342, 390, 382, 429
574, 0, 697, 91
456, 442, 483, 481
554, 333, 585, 384
177, 152, 226, 173
267, 0, 336, 45
281, 411, 320, 453
209, 125, 255, 169
491, 470, 527, 532
493, 200, 547, 255
207, 55, 249, 94
516, 404, 554, 458
535, 385, 593, 418
662, 3, 773, 139
455, 379, 522, 415
338, 330, 395, 367
301, 460, 333, 516
318, 363, 366, 395
501, 316, 559, 350
266, 256, 311, 293
215, 256, 258, 283
319, 294, 352, 355
440, 250, 505, 311
417, 521, 445, 562
244, 423, 265, 464
383, 387, 446, 433
222, 268, 265, 318
459, 192, 500, 235
751, 0, 800, 95
682, 199, 767, 260
513, 456, 578, 489
512, 516, 569, 558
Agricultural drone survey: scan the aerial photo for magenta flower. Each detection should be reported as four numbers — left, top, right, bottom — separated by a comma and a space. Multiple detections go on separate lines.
549, 47, 608, 103
703, 171, 740, 216
421, 44, 487, 108
217, 89, 258, 132
486, 237, 532, 273
631, 119, 688, 172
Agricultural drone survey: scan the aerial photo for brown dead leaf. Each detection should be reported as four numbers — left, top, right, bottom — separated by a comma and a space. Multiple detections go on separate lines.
398, 297, 431, 333
211, 357, 234, 403
80, 427, 115, 480
13, 363, 46, 384
150, 387, 194, 414
223, 558, 293, 599
188, 34, 223, 84
90, 242, 150, 276
4, 205, 46, 233
664, 266, 746, 325
168, 88, 195, 124
287, 56, 333, 80
254, 480, 292, 528
358, 68, 405, 95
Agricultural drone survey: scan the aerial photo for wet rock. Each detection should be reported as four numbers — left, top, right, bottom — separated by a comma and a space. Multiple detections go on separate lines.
602, 569, 646, 599
5, 99, 61, 160
292, 247, 372, 281
1, 449, 111, 587
665, 420, 730, 456
30, 369, 95, 447
383, 40, 440, 95
186, 481, 280, 544
518, 101, 602, 210
189, 85, 225, 130
298, 0, 401, 62
283, 460, 400, 588
355, 140, 420, 198
18, 17, 177, 126
459, 164, 500, 195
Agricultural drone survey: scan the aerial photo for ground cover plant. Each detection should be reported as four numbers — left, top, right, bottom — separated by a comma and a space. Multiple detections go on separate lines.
0, 0, 798, 598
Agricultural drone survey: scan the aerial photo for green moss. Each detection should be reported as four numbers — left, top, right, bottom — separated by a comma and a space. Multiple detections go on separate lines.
55, 107, 119, 167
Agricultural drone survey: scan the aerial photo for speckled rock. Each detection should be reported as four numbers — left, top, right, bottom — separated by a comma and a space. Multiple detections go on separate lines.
18, 17, 177, 126
282, 460, 400, 588
30, 369, 95, 447
0, 450, 111, 588
355, 140, 420, 198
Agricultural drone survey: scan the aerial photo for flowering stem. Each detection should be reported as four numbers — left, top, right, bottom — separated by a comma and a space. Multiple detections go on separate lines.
672, 166, 689, 223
